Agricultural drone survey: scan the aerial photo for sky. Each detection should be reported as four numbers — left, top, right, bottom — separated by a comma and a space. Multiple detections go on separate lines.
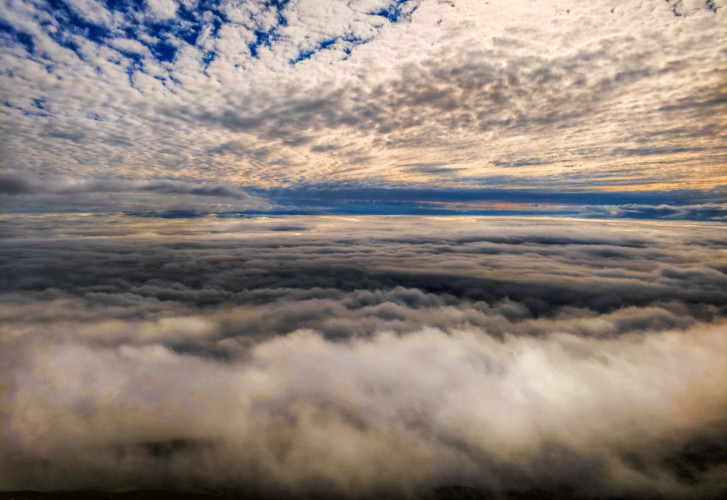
2, 2, 727, 499
1, 0, 726, 217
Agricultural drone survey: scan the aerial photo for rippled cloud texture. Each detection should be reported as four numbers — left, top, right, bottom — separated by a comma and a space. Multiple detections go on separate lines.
2, 0, 726, 195
2, 215, 726, 498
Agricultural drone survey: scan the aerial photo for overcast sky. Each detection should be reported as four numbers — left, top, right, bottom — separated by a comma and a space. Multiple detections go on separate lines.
1, 0, 726, 215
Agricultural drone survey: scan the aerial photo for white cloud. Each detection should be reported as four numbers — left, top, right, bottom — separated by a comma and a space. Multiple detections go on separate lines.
147, 0, 179, 20
109, 37, 150, 55
64, 0, 115, 26
1, 0, 725, 192
1, 214, 725, 495
3, 292, 726, 495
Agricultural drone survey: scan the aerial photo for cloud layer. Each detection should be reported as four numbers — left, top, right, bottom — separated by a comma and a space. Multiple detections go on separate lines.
2, 0, 726, 193
2, 215, 726, 497
3, 170, 726, 219
0, 170, 271, 213
3, 2, 726, 496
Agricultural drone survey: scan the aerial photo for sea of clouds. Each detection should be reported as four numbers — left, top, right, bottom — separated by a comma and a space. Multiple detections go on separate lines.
1, 215, 726, 498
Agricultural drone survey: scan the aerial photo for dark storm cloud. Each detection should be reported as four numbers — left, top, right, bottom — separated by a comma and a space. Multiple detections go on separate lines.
1, 215, 726, 498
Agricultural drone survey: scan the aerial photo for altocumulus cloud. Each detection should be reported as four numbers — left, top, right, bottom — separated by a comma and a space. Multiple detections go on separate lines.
1, 0, 726, 193
1, 215, 726, 498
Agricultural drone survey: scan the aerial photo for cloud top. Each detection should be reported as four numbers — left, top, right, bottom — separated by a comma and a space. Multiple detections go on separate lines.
2, 215, 726, 498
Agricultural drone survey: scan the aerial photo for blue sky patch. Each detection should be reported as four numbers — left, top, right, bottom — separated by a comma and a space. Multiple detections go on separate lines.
290, 38, 338, 64
0, 20, 35, 54
371, 0, 415, 23
152, 40, 177, 63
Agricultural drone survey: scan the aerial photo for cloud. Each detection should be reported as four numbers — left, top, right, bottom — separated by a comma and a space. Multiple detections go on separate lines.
596, 203, 727, 221
0, 173, 34, 194
1, 215, 726, 497
1, 0, 725, 193
5, 171, 724, 218
3, 213, 726, 312
146, 0, 179, 20
0, 171, 272, 213
108, 38, 151, 55
2, 0, 727, 494
3, 322, 726, 497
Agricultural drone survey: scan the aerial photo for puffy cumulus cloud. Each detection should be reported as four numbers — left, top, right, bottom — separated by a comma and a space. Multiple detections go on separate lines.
1, 0, 726, 192
1, 215, 727, 497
